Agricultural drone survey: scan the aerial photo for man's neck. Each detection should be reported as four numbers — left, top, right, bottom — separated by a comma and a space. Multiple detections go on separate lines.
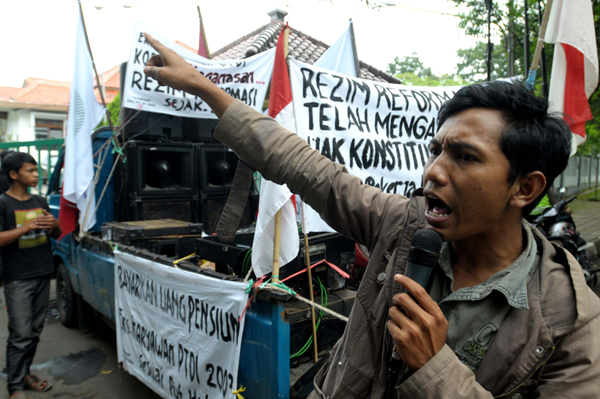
450, 219, 525, 290
6, 184, 31, 201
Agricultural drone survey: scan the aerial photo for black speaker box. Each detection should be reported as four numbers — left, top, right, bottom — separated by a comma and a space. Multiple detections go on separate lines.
120, 141, 195, 198
118, 195, 198, 223
199, 193, 258, 234
196, 143, 238, 194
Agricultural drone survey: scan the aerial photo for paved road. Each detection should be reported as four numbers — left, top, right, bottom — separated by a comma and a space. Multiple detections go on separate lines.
0, 281, 157, 399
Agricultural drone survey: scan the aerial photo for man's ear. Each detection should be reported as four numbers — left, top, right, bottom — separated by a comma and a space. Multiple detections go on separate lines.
510, 171, 546, 210
8, 170, 18, 181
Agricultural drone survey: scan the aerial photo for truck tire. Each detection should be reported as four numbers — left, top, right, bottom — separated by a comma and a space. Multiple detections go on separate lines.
56, 263, 78, 328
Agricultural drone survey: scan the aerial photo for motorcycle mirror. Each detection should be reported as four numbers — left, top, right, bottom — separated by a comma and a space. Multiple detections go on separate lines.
559, 187, 567, 194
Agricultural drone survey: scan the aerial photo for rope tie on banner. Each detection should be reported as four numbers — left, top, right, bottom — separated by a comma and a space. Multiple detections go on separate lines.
238, 272, 349, 323
232, 386, 246, 399
108, 242, 119, 252
111, 137, 126, 162
173, 253, 196, 266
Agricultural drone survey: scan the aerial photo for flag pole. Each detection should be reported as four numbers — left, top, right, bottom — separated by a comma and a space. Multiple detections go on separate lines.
77, 2, 113, 133
272, 26, 290, 285
526, 0, 553, 90
301, 202, 319, 363
76, 1, 124, 236
348, 19, 361, 78
530, 0, 553, 71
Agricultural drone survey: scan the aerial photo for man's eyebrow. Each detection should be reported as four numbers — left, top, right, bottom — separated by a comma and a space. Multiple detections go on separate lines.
429, 139, 442, 147
447, 140, 480, 152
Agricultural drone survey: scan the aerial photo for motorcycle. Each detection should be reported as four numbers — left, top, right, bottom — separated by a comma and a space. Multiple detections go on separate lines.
529, 191, 599, 287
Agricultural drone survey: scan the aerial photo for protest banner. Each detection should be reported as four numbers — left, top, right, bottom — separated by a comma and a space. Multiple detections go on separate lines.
289, 60, 460, 231
114, 251, 248, 399
122, 21, 275, 119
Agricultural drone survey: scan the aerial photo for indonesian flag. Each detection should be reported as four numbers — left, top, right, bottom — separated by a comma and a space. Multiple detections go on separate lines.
59, 8, 105, 240
546, 0, 599, 155
197, 6, 211, 58
251, 25, 299, 278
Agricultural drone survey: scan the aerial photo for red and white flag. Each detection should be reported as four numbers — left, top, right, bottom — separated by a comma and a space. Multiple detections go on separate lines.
197, 6, 210, 58
251, 25, 299, 278
546, 0, 599, 154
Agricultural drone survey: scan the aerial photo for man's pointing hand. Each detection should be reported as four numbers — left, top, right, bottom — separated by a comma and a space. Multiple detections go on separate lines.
142, 32, 233, 117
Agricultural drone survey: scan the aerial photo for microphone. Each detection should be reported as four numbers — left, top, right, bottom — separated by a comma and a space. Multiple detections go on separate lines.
404, 229, 443, 290
387, 229, 443, 397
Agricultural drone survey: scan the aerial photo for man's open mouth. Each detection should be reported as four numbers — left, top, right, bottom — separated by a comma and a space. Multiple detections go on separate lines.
426, 195, 452, 219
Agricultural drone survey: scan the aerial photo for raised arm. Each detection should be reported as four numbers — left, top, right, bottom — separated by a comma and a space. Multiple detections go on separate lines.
142, 34, 408, 248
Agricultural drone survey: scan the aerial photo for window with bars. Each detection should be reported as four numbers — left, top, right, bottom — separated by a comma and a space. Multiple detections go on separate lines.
35, 118, 63, 140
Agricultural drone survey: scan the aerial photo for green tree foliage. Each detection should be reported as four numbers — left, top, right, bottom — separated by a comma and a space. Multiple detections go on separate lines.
451, 0, 552, 85
95, 93, 120, 129
387, 53, 465, 87
453, 0, 600, 155
456, 41, 507, 81
387, 52, 433, 77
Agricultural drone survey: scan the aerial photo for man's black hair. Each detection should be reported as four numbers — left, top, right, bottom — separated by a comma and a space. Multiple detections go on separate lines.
437, 81, 572, 216
2, 152, 37, 184
0, 150, 14, 162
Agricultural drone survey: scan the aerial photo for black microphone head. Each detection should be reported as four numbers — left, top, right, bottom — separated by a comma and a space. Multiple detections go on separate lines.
408, 229, 443, 268
410, 229, 443, 254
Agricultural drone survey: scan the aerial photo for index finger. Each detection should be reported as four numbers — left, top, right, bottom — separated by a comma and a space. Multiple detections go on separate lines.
394, 274, 439, 314
144, 32, 169, 55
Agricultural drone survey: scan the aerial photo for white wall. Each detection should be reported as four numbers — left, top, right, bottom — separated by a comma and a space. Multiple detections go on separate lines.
0, 108, 66, 142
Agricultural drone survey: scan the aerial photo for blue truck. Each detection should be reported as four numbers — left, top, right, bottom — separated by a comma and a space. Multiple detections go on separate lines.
46, 126, 356, 399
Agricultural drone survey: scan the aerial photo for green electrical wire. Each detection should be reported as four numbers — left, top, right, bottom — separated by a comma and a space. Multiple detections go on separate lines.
241, 249, 252, 277
290, 276, 327, 359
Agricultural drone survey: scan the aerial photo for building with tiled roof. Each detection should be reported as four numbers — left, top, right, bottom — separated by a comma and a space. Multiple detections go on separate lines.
212, 9, 401, 84
0, 71, 119, 143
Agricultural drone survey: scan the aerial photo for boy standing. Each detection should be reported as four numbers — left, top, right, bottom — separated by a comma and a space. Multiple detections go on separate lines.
0, 152, 60, 398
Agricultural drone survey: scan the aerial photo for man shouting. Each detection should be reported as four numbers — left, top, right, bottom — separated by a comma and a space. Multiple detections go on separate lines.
143, 32, 600, 398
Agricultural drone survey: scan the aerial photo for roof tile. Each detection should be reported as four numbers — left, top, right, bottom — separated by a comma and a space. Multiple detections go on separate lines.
212, 22, 399, 84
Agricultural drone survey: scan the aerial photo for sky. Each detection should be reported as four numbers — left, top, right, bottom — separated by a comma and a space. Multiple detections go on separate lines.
0, 0, 480, 88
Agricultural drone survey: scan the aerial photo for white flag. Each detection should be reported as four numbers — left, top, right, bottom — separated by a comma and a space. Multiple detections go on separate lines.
63, 9, 105, 233
314, 20, 359, 78
297, 21, 360, 234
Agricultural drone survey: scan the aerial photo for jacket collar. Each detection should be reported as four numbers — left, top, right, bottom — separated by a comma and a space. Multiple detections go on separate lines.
475, 224, 599, 395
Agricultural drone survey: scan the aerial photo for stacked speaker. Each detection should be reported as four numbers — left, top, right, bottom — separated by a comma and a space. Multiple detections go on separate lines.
114, 139, 257, 233
116, 62, 257, 233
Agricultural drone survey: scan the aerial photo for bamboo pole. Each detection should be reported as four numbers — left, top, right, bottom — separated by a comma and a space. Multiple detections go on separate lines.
303, 211, 319, 362
272, 211, 282, 284
76, 2, 127, 236
530, 0, 553, 71
77, 2, 117, 140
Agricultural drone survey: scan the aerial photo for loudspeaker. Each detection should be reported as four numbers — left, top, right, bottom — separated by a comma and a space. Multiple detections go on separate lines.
196, 143, 238, 194
181, 118, 218, 142
123, 141, 195, 198
118, 195, 198, 223
199, 193, 258, 234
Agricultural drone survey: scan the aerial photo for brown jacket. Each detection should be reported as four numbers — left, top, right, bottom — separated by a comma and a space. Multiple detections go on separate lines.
215, 100, 600, 399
